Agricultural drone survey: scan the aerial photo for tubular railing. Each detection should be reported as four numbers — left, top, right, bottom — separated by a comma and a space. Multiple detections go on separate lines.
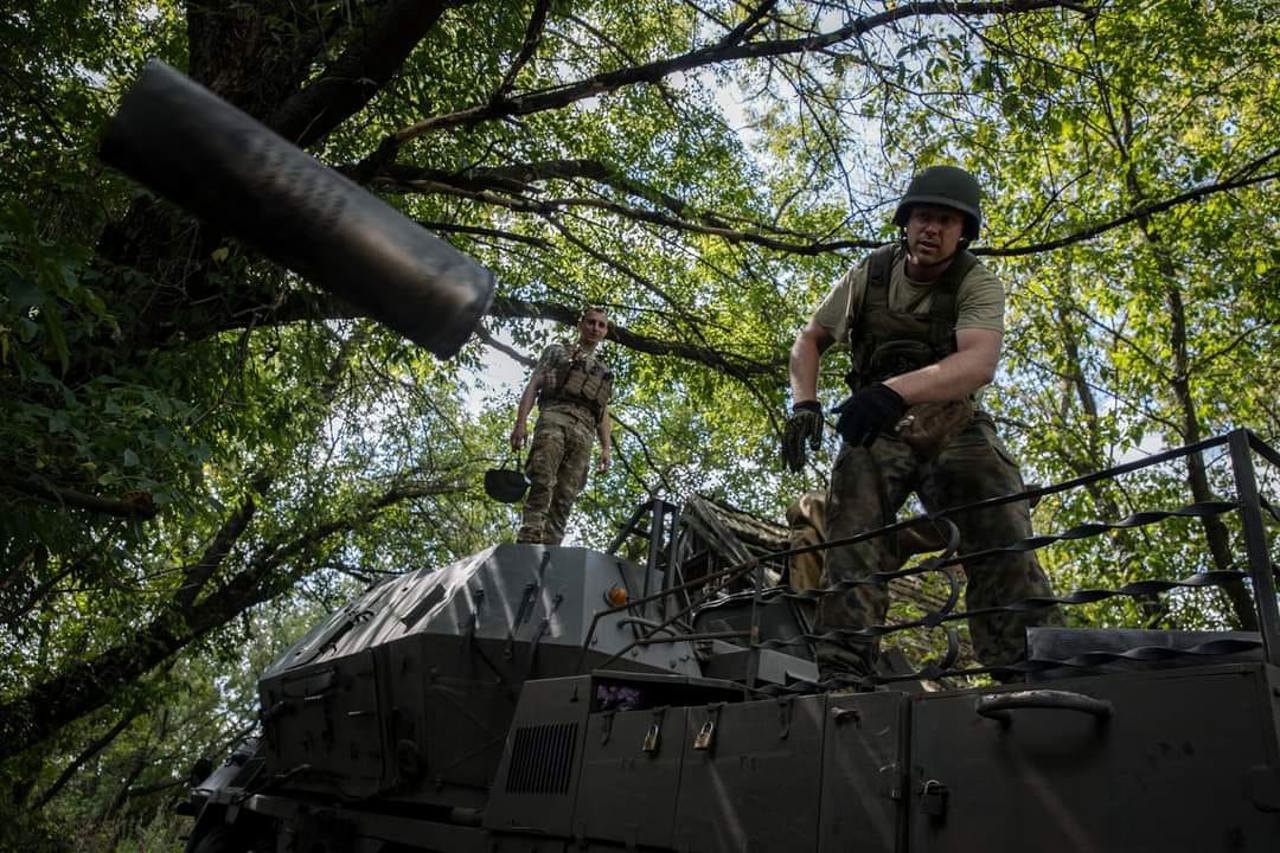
581, 429, 1280, 688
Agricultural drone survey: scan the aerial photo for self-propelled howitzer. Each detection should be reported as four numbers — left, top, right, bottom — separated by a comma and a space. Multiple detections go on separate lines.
183, 434, 1280, 852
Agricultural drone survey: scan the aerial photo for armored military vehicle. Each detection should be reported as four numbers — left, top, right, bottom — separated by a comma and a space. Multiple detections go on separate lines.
180, 431, 1280, 852
95, 61, 1277, 851
95, 63, 1280, 852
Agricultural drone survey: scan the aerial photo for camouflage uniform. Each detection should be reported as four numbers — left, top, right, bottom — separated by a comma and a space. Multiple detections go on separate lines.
785, 491, 827, 593
786, 490, 948, 596
517, 343, 612, 545
818, 417, 1062, 678
813, 246, 1061, 680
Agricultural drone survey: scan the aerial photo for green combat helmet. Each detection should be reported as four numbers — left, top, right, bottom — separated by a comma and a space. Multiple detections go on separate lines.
892, 164, 982, 240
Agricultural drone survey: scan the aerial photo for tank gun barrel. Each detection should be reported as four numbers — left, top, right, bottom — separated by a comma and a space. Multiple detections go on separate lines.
99, 60, 494, 359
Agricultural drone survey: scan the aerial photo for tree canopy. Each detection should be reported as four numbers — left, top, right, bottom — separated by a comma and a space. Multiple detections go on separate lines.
3, 0, 1279, 847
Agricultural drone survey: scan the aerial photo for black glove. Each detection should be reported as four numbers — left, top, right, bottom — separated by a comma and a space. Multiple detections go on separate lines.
782, 400, 824, 473
833, 383, 905, 447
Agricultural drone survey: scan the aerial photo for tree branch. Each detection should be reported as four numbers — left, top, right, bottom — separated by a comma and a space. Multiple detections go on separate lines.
610, 411, 679, 497
1190, 314, 1280, 373
488, 295, 778, 377
377, 157, 851, 248
174, 486, 262, 616
33, 704, 144, 811
269, 0, 463, 148
0, 476, 467, 762
495, 0, 553, 99
997, 169, 1280, 256
0, 475, 157, 520
371, 154, 1280, 261
123, 777, 187, 800
395, 175, 878, 254
716, 0, 780, 49
381, 1, 1087, 145
473, 324, 536, 369
419, 220, 554, 249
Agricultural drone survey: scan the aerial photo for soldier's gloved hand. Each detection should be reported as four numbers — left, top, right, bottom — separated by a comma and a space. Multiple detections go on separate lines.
783, 400, 824, 473
832, 383, 905, 447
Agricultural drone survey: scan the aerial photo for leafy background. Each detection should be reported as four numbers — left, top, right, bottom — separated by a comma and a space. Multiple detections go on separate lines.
2, 0, 1279, 847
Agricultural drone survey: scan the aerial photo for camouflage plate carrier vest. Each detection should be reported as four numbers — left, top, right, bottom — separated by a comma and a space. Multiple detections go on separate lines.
845, 244, 977, 392
539, 344, 613, 422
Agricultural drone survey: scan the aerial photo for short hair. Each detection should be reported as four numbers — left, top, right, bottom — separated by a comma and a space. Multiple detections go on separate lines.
580, 305, 608, 322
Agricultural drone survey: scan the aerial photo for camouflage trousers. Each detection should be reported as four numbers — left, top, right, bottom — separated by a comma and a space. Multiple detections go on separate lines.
816, 414, 1062, 680
518, 408, 596, 546
786, 491, 827, 593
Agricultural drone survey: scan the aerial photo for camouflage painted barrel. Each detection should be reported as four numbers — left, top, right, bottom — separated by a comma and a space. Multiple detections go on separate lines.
99, 60, 494, 359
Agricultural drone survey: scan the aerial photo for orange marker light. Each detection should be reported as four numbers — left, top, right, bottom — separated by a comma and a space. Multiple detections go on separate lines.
605, 586, 629, 607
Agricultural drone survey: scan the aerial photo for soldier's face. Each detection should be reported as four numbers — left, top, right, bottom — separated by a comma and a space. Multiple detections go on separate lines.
579, 310, 608, 345
905, 205, 965, 270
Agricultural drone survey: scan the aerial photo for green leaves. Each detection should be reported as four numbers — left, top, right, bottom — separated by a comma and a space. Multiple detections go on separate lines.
6, 0, 1280, 843
1, 205, 99, 377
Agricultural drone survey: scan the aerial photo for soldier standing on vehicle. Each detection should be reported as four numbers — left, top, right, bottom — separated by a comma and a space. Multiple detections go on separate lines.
783, 165, 1061, 683
511, 306, 614, 545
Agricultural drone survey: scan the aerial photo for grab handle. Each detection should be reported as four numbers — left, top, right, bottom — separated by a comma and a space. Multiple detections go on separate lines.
975, 689, 1113, 726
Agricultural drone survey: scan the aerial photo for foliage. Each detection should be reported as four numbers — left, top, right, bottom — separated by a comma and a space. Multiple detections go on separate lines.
2, 0, 1279, 846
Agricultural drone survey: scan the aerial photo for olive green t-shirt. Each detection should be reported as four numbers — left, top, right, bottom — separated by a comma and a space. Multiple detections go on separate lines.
813, 251, 1004, 345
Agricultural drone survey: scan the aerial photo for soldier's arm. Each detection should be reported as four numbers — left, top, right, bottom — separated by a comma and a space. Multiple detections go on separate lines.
882, 327, 1001, 405
511, 370, 544, 451
789, 318, 835, 404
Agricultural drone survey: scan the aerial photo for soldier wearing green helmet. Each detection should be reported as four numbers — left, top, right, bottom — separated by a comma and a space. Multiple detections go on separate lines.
785, 165, 1061, 684
892, 163, 983, 240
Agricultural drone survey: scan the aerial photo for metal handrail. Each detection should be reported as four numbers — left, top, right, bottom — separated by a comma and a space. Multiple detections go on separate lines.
588, 428, 1280, 682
